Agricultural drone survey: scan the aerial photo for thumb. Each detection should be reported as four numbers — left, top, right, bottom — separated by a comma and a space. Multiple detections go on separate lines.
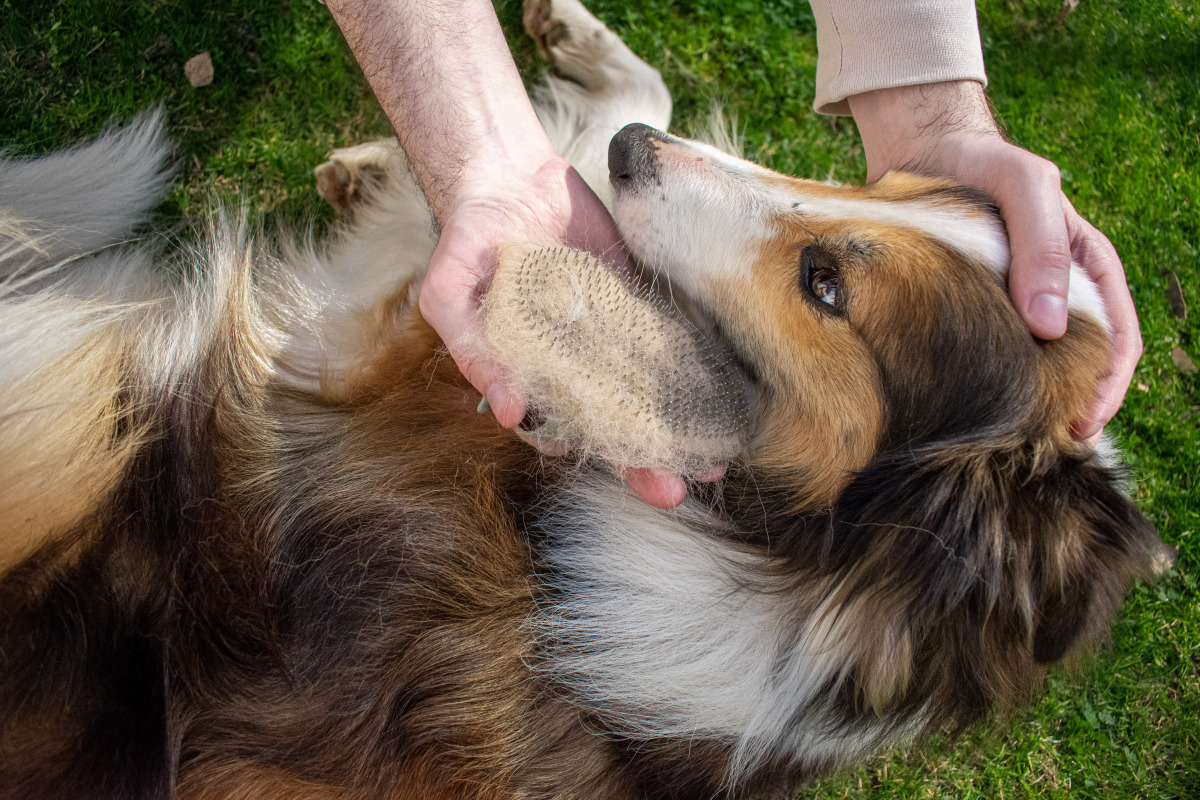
996, 161, 1073, 340
419, 240, 527, 428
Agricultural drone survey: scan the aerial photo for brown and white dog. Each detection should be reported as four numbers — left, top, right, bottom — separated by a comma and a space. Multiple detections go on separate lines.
0, 1, 1167, 798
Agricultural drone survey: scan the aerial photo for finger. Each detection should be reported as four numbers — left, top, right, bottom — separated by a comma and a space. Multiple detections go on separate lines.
484, 381, 527, 429
420, 241, 529, 428
449, 335, 527, 429
622, 467, 687, 509
455, 347, 528, 429
1066, 214, 1141, 439
993, 156, 1073, 340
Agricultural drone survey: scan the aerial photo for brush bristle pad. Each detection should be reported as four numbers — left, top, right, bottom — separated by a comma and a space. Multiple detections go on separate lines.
481, 243, 750, 472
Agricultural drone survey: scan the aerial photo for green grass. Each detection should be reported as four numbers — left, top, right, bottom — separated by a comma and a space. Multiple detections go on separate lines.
2, 0, 1197, 797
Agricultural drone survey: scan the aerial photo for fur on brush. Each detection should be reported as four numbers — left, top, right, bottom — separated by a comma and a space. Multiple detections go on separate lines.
481, 242, 749, 473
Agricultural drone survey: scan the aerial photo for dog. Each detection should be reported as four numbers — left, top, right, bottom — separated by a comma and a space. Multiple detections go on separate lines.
0, 1, 1168, 797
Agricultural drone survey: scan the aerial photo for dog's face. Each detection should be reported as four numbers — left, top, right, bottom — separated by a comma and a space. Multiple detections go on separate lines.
602, 123, 1166, 735
608, 123, 1104, 504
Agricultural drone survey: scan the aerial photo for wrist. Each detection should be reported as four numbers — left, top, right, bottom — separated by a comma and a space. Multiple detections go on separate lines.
410, 81, 560, 226
848, 80, 999, 181
442, 143, 569, 222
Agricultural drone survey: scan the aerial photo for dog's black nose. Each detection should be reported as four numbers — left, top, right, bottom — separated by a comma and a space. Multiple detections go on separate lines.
609, 123, 667, 191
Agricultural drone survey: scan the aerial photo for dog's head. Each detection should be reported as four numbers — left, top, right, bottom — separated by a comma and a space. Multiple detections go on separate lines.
608, 123, 1167, 723
610, 123, 1106, 503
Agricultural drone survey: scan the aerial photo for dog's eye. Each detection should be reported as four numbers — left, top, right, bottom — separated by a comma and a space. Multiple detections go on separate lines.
809, 268, 838, 305
801, 246, 840, 310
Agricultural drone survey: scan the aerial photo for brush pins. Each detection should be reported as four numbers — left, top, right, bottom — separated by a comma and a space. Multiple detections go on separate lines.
481, 243, 749, 473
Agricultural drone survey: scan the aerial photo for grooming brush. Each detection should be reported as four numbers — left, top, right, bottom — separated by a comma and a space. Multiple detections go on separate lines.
481, 243, 750, 473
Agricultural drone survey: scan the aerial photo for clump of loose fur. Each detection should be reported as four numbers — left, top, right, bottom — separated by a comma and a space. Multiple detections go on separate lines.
480, 243, 749, 473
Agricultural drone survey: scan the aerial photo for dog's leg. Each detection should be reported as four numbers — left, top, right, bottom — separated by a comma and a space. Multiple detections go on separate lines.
283, 139, 436, 396
525, 0, 671, 205
525, 0, 666, 98
308, 137, 432, 299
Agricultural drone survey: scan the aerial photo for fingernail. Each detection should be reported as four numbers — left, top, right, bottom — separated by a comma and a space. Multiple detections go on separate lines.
1029, 293, 1068, 336
477, 396, 491, 414
513, 420, 572, 456
518, 409, 545, 433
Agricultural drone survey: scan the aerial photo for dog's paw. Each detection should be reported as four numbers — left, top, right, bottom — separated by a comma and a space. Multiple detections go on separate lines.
523, 0, 614, 82
523, 0, 568, 60
313, 141, 399, 212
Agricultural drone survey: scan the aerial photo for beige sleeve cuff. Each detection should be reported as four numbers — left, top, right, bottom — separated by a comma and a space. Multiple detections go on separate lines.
809, 0, 988, 115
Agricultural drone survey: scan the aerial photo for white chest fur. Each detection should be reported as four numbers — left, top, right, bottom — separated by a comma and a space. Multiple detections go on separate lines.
531, 476, 911, 780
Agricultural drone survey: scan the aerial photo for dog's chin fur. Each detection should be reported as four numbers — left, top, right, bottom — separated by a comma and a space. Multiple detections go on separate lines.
0, 2, 1169, 798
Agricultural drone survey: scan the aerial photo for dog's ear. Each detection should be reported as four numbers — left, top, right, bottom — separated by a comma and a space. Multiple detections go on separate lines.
817, 439, 1168, 726
1019, 451, 1171, 663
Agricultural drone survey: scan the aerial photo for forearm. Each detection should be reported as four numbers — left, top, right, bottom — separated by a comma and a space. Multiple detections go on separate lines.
326, 0, 556, 224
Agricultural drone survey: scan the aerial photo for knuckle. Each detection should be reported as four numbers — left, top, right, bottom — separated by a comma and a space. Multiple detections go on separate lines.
1031, 244, 1073, 272
1008, 153, 1060, 191
1095, 229, 1121, 262
417, 278, 456, 328
1039, 160, 1061, 186
416, 280, 440, 317
1029, 155, 1061, 185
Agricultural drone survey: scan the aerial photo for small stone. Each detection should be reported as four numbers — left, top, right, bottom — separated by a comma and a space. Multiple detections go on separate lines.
1172, 346, 1197, 375
184, 52, 213, 87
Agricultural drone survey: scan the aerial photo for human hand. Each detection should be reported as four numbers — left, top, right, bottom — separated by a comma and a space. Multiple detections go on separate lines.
419, 153, 694, 508
847, 81, 1141, 442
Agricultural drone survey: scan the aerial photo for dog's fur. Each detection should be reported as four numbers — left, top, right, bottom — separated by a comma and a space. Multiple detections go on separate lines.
0, 1, 1167, 798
